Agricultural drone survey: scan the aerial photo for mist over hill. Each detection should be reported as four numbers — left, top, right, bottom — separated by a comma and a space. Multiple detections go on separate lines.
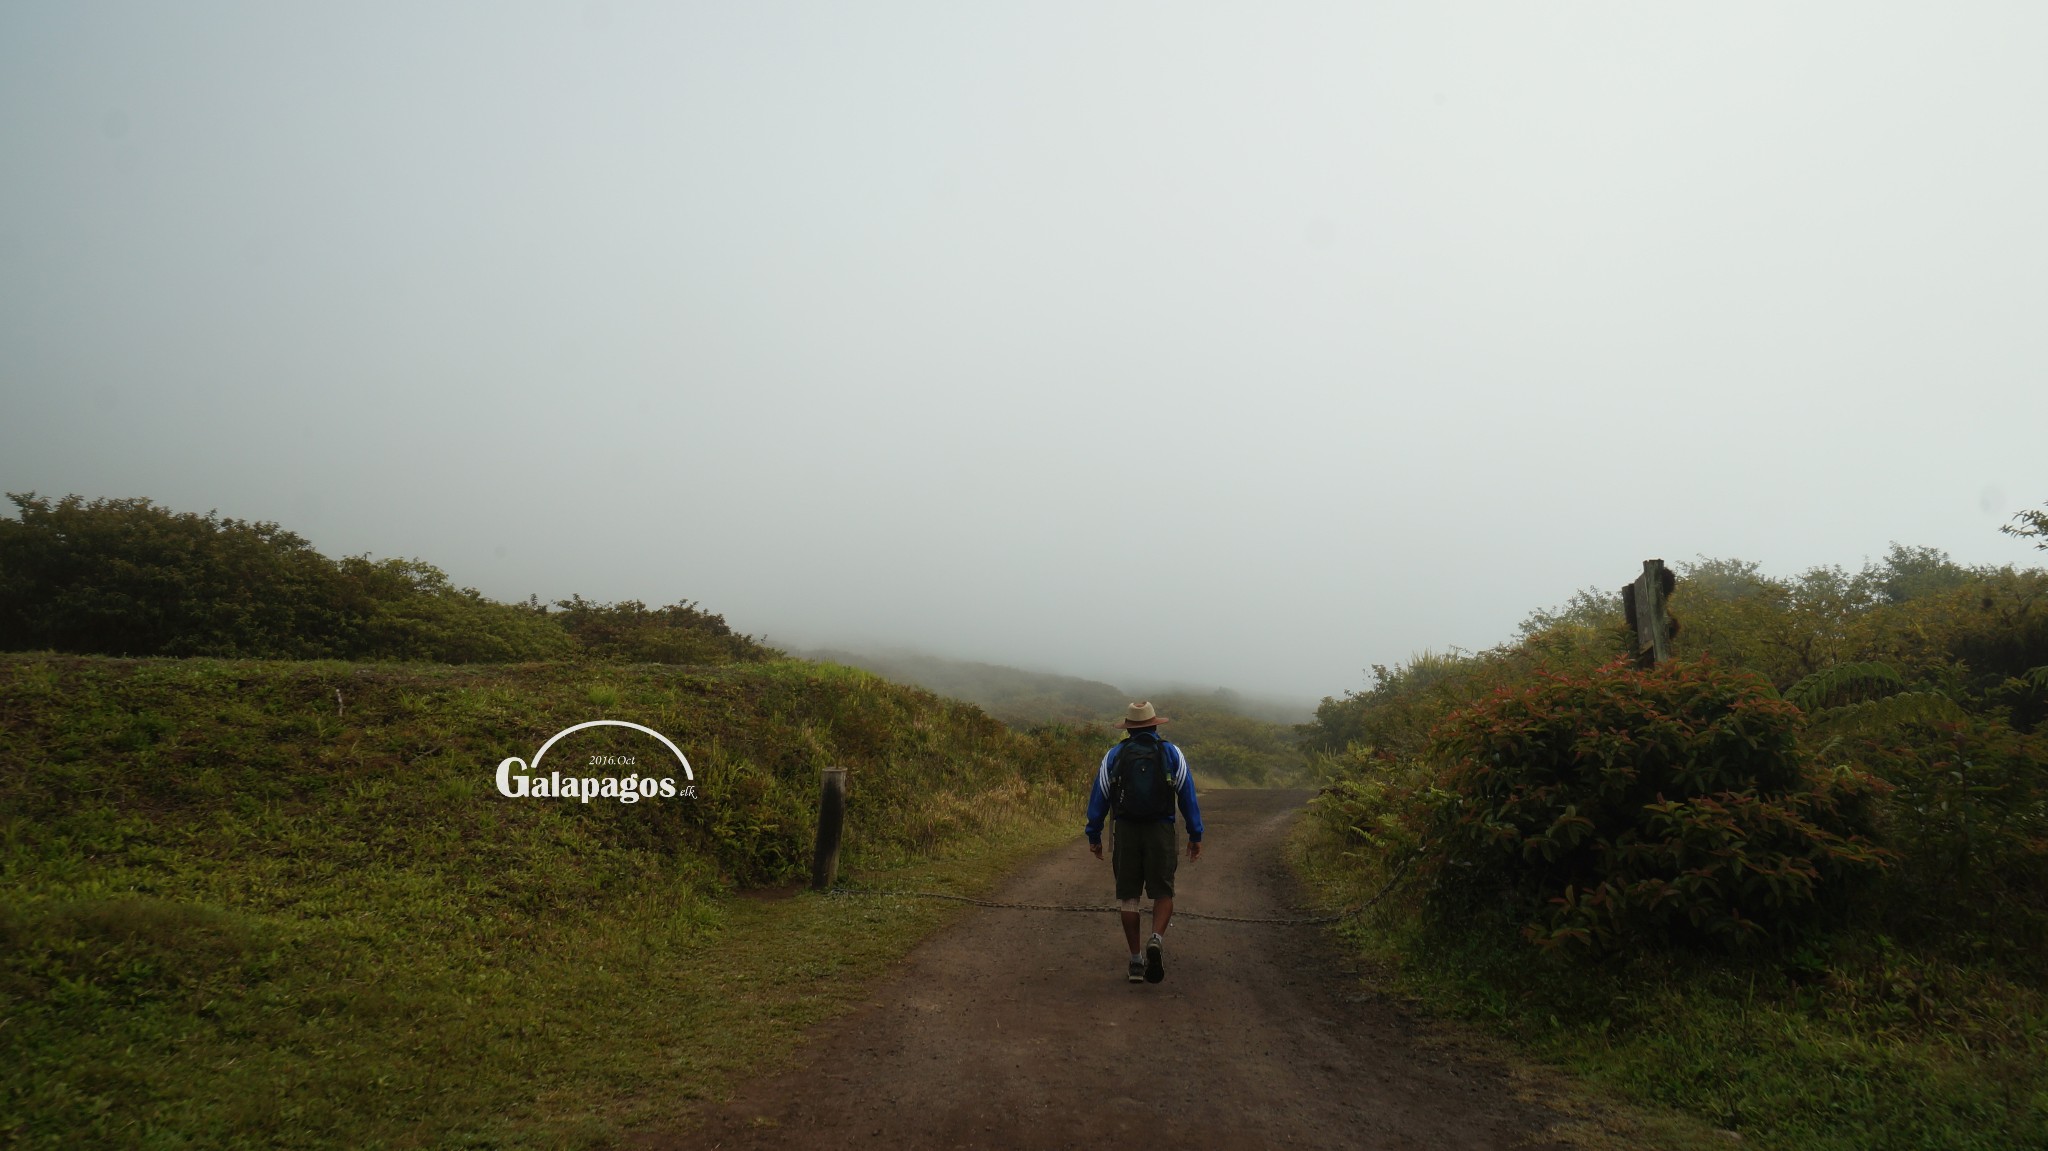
800, 644, 1313, 786
802, 645, 1310, 727
800, 647, 1126, 727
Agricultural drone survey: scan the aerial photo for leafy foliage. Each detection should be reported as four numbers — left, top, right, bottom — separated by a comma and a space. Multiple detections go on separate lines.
1784, 661, 1909, 711
1297, 537, 2048, 1148
1308, 544, 2048, 964
1298, 819, 2048, 1151
0, 493, 772, 666
2004, 501, 2048, 550
1302, 650, 1511, 759
0, 493, 367, 658
552, 594, 772, 666
1429, 658, 1887, 953
1836, 714, 2048, 959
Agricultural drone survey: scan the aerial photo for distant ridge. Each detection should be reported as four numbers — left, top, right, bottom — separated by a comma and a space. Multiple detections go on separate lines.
799, 645, 1312, 786
802, 646, 1126, 727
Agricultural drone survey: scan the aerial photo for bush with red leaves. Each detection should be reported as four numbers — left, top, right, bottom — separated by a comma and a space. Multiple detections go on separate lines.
1428, 657, 1889, 954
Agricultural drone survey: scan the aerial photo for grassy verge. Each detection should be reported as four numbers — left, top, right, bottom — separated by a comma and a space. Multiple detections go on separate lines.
1289, 814, 2048, 1151
1, 654, 1095, 1148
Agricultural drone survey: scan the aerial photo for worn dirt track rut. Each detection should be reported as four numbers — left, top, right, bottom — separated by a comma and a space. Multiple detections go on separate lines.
646, 789, 1572, 1150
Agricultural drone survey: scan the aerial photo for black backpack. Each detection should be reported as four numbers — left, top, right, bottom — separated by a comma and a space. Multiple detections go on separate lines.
1110, 737, 1176, 821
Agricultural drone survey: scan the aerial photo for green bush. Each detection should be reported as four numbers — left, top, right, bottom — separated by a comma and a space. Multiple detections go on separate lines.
0, 493, 772, 666
0, 493, 358, 658
1301, 541, 2048, 1148
550, 594, 773, 666
1428, 657, 1888, 954
1302, 650, 1520, 759
1844, 715, 2048, 961
345, 557, 574, 662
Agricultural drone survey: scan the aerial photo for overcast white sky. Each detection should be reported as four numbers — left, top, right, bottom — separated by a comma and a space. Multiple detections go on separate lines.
3, 3, 2045, 702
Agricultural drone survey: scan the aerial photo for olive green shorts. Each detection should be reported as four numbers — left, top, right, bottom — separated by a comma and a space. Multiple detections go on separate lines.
1111, 818, 1178, 901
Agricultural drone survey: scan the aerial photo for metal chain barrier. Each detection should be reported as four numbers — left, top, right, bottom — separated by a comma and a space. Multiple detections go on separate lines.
825, 857, 1412, 927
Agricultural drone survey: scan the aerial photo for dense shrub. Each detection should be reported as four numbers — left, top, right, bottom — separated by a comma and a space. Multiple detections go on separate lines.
1308, 543, 2048, 967
1300, 543, 2048, 1148
343, 556, 574, 662
1428, 658, 1888, 954
0, 493, 770, 666
1302, 651, 1504, 758
551, 594, 774, 666
1843, 715, 2048, 961
1665, 554, 2048, 699
0, 493, 360, 658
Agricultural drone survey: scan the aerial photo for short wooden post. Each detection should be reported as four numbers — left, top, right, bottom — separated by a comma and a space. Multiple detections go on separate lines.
811, 767, 848, 891
1621, 558, 1676, 667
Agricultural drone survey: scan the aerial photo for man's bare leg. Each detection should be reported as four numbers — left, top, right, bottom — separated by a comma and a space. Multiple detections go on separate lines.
1152, 896, 1173, 938
1120, 908, 1143, 954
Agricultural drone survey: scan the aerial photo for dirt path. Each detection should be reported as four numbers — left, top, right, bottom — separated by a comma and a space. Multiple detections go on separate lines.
646, 790, 1573, 1150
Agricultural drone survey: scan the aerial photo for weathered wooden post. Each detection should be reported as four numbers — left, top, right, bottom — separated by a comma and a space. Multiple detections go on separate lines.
811, 767, 848, 891
1621, 559, 1678, 667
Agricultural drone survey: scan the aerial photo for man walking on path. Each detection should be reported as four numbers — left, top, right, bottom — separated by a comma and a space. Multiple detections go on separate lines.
1086, 701, 1203, 984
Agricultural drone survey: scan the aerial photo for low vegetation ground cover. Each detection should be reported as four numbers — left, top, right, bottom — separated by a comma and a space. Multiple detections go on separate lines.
0, 654, 1097, 1148
1296, 803, 2047, 1151
1295, 543, 2048, 1150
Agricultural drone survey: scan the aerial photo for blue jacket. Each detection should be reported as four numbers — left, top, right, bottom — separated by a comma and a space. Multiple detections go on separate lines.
1084, 731, 1203, 845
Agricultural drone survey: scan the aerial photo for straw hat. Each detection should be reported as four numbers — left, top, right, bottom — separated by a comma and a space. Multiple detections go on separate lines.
1112, 701, 1170, 729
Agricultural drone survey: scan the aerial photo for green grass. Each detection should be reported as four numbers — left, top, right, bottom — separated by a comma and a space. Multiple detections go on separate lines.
1, 653, 1096, 1148
1290, 816, 2048, 1151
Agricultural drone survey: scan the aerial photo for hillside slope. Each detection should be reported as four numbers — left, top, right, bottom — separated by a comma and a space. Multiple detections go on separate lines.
801, 646, 1127, 727
0, 653, 1097, 1148
801, 646, 1312, 784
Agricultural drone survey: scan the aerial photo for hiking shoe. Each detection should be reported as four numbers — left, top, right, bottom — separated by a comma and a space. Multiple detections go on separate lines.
1127, 957, 1145, 983
1144, 933, 1165, 983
